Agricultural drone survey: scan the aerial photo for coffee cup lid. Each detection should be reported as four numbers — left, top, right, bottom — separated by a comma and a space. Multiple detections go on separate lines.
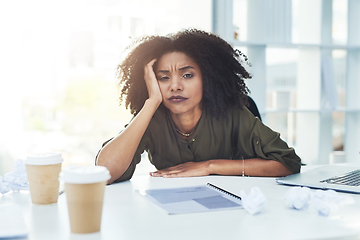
25, 153, 63, 165
59, 166, 110, 184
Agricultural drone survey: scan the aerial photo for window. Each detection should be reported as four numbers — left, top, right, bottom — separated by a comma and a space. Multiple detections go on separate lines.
0, 0, 211, 176
227, 0, 360, 164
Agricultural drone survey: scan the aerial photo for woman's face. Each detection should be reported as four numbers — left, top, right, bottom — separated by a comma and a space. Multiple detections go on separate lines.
155, 52, 203, 116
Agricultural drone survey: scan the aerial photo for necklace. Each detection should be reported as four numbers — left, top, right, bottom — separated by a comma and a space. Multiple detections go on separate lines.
175, 128, 194, 137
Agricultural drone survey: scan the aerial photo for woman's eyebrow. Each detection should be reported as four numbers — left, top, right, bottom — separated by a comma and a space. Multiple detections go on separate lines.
179, 66, 194, 71
157, 65, 194, 74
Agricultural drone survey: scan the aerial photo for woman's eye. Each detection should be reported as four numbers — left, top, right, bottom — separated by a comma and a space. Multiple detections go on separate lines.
183, 73, 193, 79
158, 76, 170, 81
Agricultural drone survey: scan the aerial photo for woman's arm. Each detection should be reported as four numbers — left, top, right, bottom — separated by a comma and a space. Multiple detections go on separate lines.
150, 158, 293, 178
97, 59, 162, 184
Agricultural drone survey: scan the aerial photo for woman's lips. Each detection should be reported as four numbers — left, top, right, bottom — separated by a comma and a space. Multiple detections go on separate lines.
168, 95, 188, 102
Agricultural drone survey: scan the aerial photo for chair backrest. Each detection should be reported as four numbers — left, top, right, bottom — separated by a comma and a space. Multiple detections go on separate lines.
246, 96, 262, 121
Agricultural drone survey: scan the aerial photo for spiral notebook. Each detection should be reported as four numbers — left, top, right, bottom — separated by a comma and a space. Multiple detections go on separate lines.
136, 183, 243, 215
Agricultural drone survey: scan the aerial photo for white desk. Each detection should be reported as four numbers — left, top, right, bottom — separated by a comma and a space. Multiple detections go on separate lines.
2, 172, 360, 240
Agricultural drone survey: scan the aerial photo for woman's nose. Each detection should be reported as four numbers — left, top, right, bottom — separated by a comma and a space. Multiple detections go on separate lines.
170, 77, 183, 91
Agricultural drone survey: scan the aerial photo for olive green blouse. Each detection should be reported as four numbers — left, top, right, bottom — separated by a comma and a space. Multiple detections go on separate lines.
99, 105, 301, 183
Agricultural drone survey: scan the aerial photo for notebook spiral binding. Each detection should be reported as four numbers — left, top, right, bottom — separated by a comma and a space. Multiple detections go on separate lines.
207, 183, 242, 200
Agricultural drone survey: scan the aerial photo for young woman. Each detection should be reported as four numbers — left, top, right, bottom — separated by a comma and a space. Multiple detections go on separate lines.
96, 29, 301, 184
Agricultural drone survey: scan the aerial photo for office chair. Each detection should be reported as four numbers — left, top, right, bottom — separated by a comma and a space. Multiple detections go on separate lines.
246, 96, 262, 122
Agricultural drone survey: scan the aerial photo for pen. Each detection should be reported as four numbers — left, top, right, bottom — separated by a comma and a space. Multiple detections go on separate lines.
207, 183, 241, 200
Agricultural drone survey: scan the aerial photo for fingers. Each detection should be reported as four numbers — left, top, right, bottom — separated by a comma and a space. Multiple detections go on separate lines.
144, 59, 157, 81
150, 166, 180, 177
144, 59, 157, 77
147, 59, 157, 67
150, 171, 185, 178
150, 162, 209, 178
150, 170, 181, 178
144, 59, 163, 103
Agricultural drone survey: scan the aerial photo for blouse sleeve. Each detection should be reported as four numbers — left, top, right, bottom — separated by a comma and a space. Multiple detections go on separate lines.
112, 146, 144, 183
95, 128, 149, 183
235, 107, 301, 174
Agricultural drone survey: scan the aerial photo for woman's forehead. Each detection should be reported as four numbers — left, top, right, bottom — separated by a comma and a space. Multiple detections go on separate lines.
156, 52, 198, 70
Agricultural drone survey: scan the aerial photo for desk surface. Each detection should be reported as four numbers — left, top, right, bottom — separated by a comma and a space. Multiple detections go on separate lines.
2, 171, 360, 240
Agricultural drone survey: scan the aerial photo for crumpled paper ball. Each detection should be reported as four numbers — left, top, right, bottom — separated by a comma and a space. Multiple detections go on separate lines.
284, 187, 355, 216
0, 159, 29, 194
240, 187, 267, 215
284, 186, 311, 210
309, 189, 355, 216
0, 176, 11, 194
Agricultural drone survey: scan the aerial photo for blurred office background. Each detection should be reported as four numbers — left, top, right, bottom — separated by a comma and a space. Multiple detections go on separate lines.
0, 0, 359, 176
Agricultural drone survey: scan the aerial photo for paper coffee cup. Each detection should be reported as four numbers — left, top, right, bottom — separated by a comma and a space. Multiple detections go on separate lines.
60, 166, 110, 234
25, 153, 63, 205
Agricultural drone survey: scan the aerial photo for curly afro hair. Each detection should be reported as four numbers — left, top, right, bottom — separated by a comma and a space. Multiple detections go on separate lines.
117, 29, 251, 118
